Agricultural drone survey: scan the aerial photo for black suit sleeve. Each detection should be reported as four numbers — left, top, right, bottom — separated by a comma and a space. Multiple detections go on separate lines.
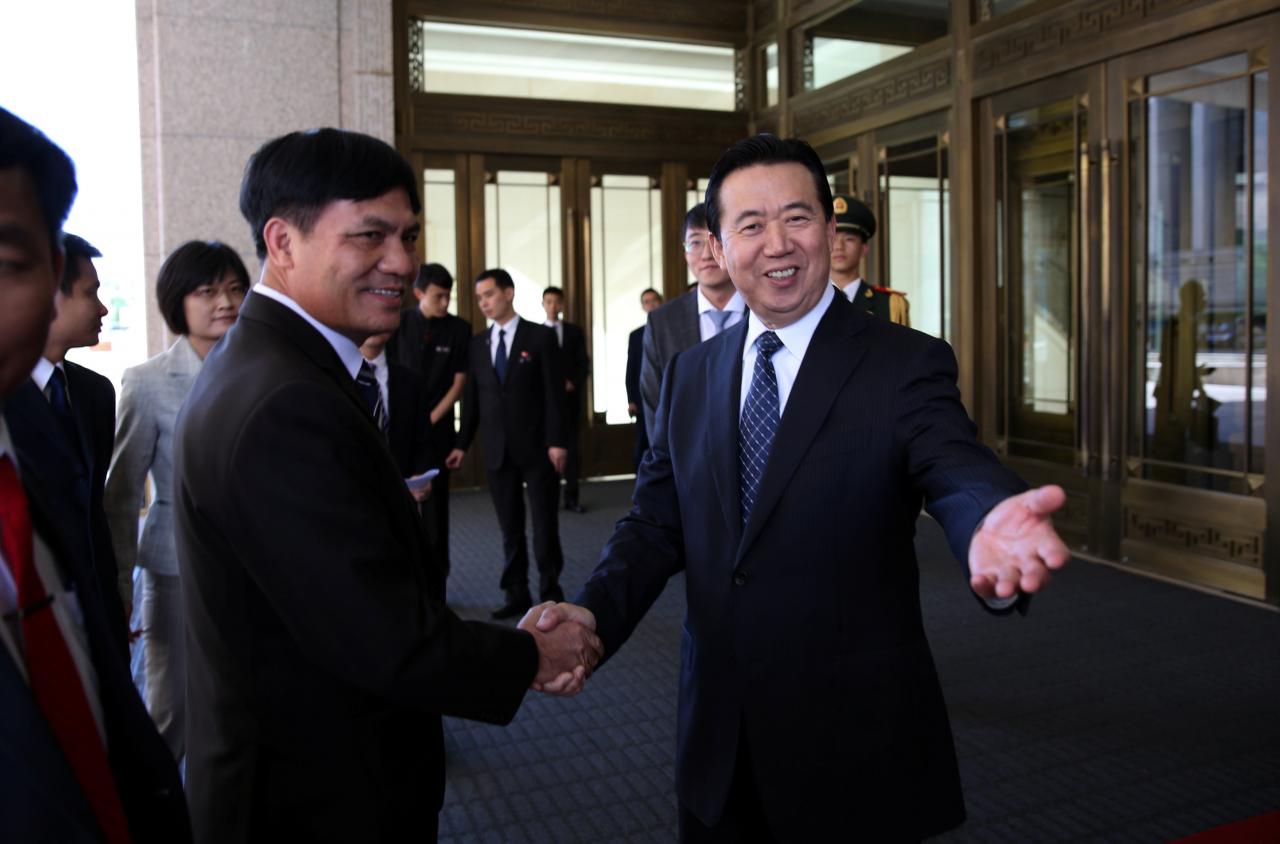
455, 335, 481, 453
639, 311, 663, 435
575, 354, 686, 658
625, 327, 644, 407
223, 381, 537, 720
566, 323, 589, 388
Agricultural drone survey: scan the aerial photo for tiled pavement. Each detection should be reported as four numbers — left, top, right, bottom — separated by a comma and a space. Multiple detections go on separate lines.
438, 479, 1280, 842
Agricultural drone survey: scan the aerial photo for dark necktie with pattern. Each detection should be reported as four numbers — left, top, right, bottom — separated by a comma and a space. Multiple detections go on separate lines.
494, 327, 509, 384
355, 361, 388, 439
738, 331, 784, 528
46, 367, 82, 459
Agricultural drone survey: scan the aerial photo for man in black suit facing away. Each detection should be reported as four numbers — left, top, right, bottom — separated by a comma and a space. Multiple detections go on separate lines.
447, 269, 568, 619
538, 134, 1071, 841
173, 129, 600, 844
389, 262, 470, 583
360, 329, 442, 594
0, 106, 189, 844
625, 287, 663, 470
541, 285, 589, 512
4, 233, 128, 650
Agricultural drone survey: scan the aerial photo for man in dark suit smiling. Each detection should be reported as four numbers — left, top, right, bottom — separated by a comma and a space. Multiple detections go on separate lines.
174, 129, 599, 844
538, 134, 1071, 842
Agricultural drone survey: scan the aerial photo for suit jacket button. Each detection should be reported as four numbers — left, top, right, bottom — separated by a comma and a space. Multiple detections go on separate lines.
732, 572, 746, 586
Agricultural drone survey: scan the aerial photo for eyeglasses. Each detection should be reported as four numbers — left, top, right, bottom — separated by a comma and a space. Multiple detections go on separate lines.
683, 238, 711, 254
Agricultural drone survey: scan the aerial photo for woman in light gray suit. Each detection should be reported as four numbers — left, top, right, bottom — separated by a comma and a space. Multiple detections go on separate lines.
106, 240, 249, 760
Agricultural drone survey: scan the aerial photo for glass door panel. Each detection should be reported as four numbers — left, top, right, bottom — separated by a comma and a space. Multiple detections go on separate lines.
877, 136, 950, 338
998, 96, 1084, 462
1128, 52, 1267, 494
423, 167, 459, 314
590, 174, 663, 425
484, 169, 563, 321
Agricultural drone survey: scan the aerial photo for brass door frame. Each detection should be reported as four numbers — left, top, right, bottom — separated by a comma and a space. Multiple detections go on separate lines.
1104, 16, 1277, 601
979, 66, 1105, 551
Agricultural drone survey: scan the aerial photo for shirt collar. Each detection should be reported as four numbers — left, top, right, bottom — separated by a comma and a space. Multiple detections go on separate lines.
696, 287, 745, 316
492, 314, 520, 335
368, 350, 388, 371
840, 278, 863, 297
252, 284, 366, 380
544, 319, 562, 328
742, 283, 835, 365
30, 357, 59, 391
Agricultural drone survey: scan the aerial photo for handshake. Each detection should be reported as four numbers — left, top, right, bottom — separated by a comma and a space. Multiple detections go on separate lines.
516, 602, 601, 697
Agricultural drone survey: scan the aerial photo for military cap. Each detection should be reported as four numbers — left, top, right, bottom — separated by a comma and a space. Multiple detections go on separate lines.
832, 194, 876, 241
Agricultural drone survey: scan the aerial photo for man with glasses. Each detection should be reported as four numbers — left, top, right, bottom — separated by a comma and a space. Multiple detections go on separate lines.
638, 202, 746, 435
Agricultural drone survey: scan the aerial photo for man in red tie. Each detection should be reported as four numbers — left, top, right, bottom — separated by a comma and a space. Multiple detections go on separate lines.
0, 107, 189, 843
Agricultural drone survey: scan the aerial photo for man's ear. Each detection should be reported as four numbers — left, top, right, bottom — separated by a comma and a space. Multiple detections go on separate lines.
262, 217, 295, 270
709, 234, 728, 271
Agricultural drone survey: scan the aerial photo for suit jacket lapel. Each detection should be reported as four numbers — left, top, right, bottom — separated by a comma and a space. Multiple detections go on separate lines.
8, 380, 83, 469
64, 364, 97, 469
736, 294, 870, 563
706, 323, 746, 542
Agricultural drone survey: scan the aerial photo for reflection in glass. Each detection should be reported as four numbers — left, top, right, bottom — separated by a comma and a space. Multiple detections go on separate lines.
1141, 74, 1250, 486
1002, 98, 1079, 459
803, 1, 947, 92
591, 175, 662, 424
424, 168, 458, 313
880, 138, 949, 339
484, 171, 562, 322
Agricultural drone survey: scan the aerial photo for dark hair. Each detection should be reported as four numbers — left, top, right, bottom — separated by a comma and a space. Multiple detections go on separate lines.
641, 287, 662, 303
475, 268, 514, 290
414, 262, 453, 292
156, 240, 251, 335
239, 128, 421, 260
58, 233, 102, 294
684, 203, 709, 239
704, 134, 833, 238
0, 107, 77, 257
542, 286, 564, 299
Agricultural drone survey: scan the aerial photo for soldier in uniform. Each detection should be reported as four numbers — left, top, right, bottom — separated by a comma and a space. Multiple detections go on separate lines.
830, 193, 910, 326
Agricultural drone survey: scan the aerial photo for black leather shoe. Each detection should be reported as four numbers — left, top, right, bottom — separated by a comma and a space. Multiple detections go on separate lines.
491, 598, 532, 620
564, 501, 586, 514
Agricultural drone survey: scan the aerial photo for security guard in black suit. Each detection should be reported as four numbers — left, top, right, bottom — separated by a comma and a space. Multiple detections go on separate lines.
830, 194, 909, 326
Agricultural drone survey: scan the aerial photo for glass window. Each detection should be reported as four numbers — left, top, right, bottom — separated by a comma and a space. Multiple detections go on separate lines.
1131, 53, 1265, 492
879, 137, 949, 339
591, 175, 662, 424
414, 21, 735, 111
484, 171, 562, 323
802, 1, 948, 92
423, 168, 458, 314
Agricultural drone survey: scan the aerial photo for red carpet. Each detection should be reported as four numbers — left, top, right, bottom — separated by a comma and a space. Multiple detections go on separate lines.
1173, 811, 1280, 843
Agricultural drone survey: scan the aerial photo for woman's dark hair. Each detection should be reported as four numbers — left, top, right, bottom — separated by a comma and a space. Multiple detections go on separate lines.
704, 134, 833, 238
239, 128, 421, 260
156, 240, 250, 335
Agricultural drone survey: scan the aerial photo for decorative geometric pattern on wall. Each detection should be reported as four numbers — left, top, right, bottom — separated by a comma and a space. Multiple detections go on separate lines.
790, 57, 951, 137
1124, 507, 1263, 568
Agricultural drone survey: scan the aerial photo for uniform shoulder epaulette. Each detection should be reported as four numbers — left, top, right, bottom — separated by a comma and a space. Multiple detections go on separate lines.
872, 285, 907, 298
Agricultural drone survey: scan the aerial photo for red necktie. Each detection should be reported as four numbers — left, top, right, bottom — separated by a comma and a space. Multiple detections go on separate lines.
0, 456, 132, 843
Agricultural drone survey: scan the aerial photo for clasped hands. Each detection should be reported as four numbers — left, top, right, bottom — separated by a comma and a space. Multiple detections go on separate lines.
517, 602, 601, 696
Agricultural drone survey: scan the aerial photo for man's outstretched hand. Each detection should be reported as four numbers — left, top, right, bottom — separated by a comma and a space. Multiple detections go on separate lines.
968, 484, 1071, 601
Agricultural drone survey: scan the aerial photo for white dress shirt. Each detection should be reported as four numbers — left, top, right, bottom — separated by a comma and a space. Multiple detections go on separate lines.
252, 285, 367, 381
0, 417, 107, 743
697, 288, 746, 341
739, 284, 834, 417
489, 314, 520, 365
30, 357, 68, 404
840, 278, 864, 301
